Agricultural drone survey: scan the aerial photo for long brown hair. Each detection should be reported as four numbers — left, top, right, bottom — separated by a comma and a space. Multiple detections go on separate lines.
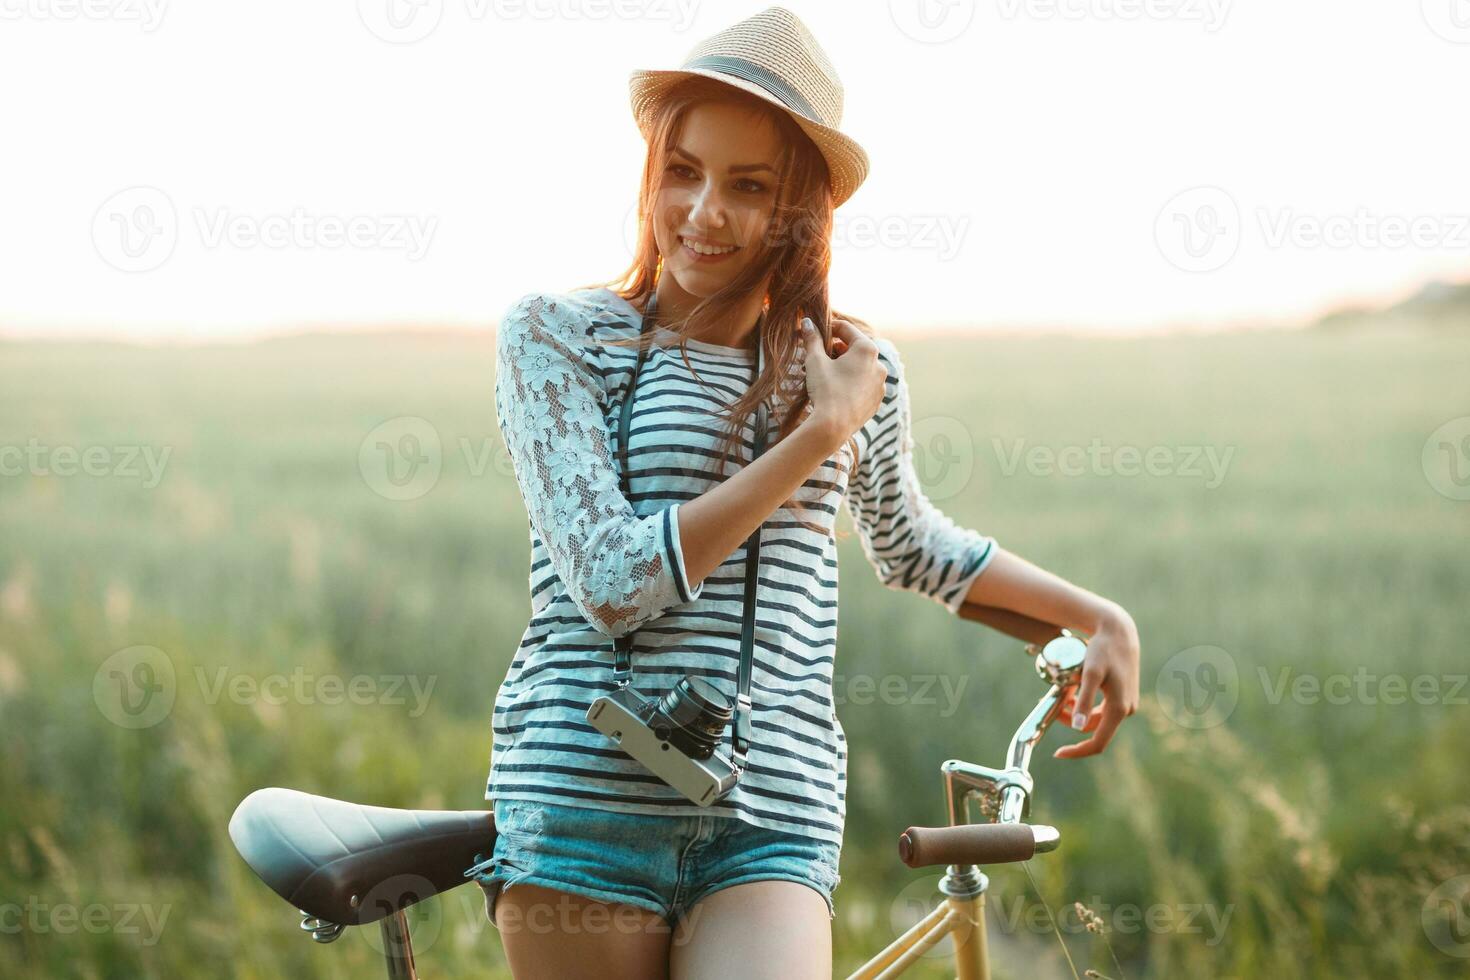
579, 75, 874, 534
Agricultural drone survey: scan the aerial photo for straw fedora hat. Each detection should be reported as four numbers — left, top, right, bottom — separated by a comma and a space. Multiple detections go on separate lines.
628, 6, 869, 208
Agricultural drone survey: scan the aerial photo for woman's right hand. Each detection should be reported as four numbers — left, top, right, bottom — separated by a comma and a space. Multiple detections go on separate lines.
799, 316, 887, 447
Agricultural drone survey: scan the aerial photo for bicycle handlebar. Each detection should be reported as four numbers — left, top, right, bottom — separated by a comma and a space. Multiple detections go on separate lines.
898, 631, 1088, 872
898, 822, 1061, 868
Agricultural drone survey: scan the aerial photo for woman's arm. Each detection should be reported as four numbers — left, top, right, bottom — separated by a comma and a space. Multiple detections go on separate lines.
961, 548, 1141, 759
841, 333, 1000, 611
676, 317, 888, 587
497, 296, 881, 636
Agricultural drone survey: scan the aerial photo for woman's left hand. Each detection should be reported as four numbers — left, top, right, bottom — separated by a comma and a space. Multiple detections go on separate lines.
1054, 604, 1141, 759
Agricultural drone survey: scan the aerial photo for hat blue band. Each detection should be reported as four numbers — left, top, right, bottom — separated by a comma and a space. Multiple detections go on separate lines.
683, 55, 819, 123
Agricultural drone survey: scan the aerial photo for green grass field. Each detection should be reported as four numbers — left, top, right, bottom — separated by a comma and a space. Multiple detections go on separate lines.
2, 323, 1467, 978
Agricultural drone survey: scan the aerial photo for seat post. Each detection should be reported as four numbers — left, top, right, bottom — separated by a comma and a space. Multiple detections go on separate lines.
379, 909, 418, 980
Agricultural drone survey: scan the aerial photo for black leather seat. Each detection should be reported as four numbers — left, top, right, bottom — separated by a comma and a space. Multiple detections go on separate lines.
229, 788, 496, 926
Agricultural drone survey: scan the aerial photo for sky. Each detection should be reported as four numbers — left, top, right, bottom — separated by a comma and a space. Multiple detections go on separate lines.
1, 0, 1467, 340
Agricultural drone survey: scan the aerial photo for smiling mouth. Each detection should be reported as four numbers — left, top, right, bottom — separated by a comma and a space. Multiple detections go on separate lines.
679, 234, 741, 257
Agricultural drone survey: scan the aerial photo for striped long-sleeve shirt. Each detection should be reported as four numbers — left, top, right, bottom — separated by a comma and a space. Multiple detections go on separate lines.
485, 285, 998, 847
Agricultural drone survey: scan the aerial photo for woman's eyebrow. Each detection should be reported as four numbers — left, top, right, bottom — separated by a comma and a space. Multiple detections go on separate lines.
672, 145, 775, 175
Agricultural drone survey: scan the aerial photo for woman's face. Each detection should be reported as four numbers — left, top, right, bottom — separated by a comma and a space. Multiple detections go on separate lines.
652, 100, 782, 299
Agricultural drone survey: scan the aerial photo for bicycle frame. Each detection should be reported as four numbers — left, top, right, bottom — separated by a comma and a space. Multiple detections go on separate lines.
843, 630, 1086, 980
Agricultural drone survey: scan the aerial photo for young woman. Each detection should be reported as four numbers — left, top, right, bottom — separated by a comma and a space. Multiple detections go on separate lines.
479, 8, 1141, 979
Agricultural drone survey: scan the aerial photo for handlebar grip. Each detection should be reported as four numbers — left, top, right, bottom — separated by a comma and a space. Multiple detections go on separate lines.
898, 823, 1055, 868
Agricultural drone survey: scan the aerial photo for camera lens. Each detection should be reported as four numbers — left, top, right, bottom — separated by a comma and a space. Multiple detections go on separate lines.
657, 677, 733, 760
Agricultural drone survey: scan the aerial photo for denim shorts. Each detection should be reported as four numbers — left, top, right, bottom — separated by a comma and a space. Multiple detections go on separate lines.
473, 798, 841, 930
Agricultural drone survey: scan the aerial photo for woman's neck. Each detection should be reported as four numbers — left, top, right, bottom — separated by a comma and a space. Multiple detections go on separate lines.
652, 275, 767, 351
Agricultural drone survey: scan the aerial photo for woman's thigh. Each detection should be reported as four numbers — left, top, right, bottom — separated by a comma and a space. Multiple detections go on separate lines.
495, 881, 672, 980
669, 880, 832, 980
475, 799, 697, 978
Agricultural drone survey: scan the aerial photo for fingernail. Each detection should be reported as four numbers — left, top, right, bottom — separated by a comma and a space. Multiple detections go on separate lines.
800, 317, 813, 332
1071, 711, 1087, 730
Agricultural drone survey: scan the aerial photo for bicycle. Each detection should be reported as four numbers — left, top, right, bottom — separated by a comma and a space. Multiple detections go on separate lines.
228, 607, 1086, 980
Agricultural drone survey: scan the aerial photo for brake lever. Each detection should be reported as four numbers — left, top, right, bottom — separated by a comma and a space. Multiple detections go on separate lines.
941, 631, 1089, 826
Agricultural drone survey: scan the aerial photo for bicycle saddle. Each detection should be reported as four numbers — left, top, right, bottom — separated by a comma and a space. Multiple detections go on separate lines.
229, 787, 495, 927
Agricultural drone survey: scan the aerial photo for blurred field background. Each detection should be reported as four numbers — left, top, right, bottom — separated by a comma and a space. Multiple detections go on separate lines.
2, 303, 1467, 979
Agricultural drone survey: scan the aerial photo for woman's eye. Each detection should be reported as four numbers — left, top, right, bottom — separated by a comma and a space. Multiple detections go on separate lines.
737, 179, 767, 194
668, 164, 696, 179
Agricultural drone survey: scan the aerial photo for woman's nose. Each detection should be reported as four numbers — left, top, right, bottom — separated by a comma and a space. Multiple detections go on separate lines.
684, 181, 728, 229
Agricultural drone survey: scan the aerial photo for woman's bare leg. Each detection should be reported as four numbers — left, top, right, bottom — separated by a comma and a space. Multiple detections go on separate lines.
494, 882, 672, 979
668, 880, 831, 980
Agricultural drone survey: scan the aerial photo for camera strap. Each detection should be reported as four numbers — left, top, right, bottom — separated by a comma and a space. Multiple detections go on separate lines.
611, 291, 768, 773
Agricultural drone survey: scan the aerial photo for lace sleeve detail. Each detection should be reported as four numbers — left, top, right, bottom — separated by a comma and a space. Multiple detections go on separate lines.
843, 337, 998, 613
495, 291, 703, 638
